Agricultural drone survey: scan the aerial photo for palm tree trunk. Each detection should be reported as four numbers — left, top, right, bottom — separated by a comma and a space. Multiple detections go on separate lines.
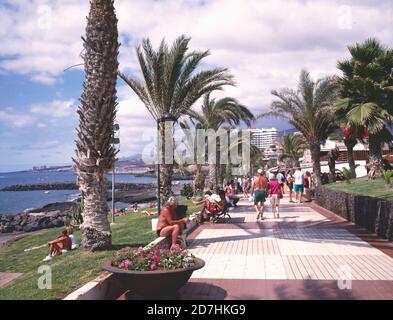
345, 138, 357, 178
310, 141, 322, 186
74, 0, 119, 251
208, 164, 217, 192
159, 125, 173, 204
193, 166, 205, 199
368, 133, 384, 177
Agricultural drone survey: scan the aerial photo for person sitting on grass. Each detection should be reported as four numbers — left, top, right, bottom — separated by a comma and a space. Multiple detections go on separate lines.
156, 196, 190, 250
67, 227, 78, 249
43, 229, 72, 261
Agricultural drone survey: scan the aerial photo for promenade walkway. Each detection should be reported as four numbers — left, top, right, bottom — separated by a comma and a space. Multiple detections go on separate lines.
178, 195, 393, 300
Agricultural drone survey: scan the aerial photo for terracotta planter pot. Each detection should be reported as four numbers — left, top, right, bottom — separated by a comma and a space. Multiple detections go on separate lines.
102, 257, 205, 298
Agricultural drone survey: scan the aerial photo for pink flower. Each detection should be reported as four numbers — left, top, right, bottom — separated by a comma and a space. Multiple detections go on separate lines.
153, 256, 160, 263
150, 264, 157, 271
134, 246, 144, 254
170, 244, 182, 253
120, 259, 132, 269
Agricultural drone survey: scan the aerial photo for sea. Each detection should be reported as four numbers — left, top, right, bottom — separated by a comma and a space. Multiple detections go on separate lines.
0, 171, 188, 215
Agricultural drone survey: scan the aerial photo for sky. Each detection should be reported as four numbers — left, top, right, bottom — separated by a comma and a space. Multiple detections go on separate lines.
0, 0, 392, 172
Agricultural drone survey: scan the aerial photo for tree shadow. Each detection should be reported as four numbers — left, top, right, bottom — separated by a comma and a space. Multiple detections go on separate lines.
274, 278, 357, 300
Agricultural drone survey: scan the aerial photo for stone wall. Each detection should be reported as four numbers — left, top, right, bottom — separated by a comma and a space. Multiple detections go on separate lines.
315, 186, 393, 241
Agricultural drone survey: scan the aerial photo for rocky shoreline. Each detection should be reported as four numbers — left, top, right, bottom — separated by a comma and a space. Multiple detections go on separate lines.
0, 183, 184, 234
0, 202, 77, 233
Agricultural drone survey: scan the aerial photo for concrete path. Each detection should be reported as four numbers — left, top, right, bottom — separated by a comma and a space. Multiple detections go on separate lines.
179, 195, 393, 300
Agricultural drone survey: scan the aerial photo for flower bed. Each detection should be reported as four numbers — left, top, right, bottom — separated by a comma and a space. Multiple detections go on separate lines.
111, 245, 196, 271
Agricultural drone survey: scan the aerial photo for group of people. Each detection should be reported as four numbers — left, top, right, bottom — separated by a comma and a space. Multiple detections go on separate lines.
250, 168, 314, 220
134, 168, 316, 250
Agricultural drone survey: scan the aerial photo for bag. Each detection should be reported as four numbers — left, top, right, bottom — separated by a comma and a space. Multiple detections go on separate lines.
175, 205, 188, 219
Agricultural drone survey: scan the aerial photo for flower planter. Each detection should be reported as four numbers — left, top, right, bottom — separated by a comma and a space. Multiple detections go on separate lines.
102, 257, 205, 298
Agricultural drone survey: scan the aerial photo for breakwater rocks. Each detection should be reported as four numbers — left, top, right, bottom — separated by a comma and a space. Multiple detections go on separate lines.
0, 182, 155, 192
0, 202, 77, 234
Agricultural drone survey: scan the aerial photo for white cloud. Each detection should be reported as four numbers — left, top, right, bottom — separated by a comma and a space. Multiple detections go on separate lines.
30, 99, 76, 118
1, 0, 393, 159
0, 110, 35, 128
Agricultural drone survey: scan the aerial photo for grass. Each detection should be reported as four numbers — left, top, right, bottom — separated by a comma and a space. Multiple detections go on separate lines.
326, 176, 393, 202
0, 198, 198, 300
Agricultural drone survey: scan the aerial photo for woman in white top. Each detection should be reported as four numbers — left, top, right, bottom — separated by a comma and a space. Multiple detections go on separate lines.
293, 168, 304, 203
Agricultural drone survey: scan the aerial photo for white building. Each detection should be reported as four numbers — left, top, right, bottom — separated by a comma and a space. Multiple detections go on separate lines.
250, 128, 278, 150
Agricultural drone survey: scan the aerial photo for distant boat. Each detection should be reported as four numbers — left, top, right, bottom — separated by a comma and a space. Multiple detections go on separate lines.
44, 191, 50, 194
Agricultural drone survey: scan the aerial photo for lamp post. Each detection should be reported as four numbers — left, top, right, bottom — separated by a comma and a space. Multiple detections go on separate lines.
156, 113, 176, 216
112, 123, 120, 224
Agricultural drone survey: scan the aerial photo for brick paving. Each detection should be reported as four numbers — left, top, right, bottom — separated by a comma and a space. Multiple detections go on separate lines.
176, 195, 393, 299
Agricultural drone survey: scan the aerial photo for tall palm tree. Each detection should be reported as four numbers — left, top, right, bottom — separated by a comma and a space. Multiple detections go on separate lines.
277, 133, 307, 168
336, 38, 393, 176
262, 70, 339, 186
73, 0, 119, 251
178, 121, 206, 199
334, 100, 366, 178
119, 35, 234, 203
186, 93, 254, 192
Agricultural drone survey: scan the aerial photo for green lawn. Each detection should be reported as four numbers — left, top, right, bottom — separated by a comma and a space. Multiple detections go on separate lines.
0, 198, 199, 300
326, 176, 393, 202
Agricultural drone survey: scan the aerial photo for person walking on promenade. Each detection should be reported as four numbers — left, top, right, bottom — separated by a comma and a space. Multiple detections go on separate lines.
277, 171, 285, 194
250, 169, 268, 220
267, 173, 282, 219
286, 170, 295, 203
242, 175, 250, 198
304, 171, 313, 202
293, 167, 305, 203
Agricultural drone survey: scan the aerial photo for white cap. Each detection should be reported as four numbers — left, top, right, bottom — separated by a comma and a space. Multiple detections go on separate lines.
257, 169, 263, 174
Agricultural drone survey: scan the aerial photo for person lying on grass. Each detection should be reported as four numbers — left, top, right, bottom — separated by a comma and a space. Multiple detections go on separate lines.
43, 229, 72, 261
156, 196, 190, 249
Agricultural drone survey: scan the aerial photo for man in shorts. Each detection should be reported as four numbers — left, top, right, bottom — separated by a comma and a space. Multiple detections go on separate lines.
293, 168, 305, 203
250, 169, 268, 220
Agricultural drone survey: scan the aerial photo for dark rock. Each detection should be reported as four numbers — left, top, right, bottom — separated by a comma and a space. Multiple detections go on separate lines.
23, 223, 40, 232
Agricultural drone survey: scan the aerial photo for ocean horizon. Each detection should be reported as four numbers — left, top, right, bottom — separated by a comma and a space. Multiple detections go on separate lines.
0, 171, 177, 214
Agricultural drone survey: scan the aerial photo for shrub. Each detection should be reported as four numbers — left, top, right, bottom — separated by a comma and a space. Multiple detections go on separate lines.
336, 165, 359, 183
383, 170, 393, 185
180, 183, 193, 198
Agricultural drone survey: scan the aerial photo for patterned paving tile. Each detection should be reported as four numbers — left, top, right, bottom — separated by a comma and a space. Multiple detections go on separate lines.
188, 197, 393, 281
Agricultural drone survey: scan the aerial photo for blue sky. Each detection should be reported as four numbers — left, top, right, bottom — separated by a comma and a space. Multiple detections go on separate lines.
0, 0, 392, 172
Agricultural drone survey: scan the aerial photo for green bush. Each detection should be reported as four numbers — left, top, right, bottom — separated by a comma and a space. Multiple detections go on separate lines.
383, 170, 393, 185
336, 165, 359, 183
180, 183, 193, 198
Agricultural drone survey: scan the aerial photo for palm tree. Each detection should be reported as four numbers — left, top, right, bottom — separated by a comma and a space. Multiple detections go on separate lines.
327, 147, 340, 183
186, 93, 254, 192
178, 121, 206, 199
277, 133, 307, 168
119, 35, 234, 203
336, 38, 393, 176
333, 100, 360, 178
262, 70, 339, 186
73, 0, 119, 251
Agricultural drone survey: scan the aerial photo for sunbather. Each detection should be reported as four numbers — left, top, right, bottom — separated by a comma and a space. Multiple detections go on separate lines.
43, 229, 72, 261
156, 196, 190, 249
